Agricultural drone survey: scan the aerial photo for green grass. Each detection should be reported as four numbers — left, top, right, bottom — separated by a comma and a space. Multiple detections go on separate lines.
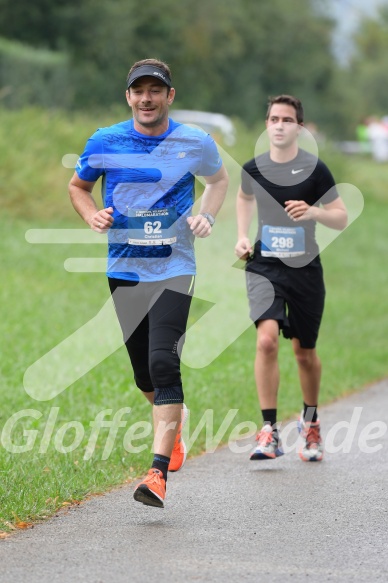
1, 108, 387, 532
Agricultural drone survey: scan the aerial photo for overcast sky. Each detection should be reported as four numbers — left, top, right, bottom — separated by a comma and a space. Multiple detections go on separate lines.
329, 0, 388, 63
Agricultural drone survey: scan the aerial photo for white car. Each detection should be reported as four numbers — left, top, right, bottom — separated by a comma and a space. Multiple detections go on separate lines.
169, 109, 236, 146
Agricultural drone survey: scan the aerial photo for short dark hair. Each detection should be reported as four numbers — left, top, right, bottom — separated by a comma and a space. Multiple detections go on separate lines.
126, 58, 172, 92
266, 95, 304, 124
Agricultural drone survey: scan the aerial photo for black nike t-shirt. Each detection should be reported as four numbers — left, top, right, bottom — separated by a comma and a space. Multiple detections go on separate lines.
241, 149, 338, 267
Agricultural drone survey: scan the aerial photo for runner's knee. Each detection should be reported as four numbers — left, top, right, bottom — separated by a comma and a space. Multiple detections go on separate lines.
294, 348, 319, 370
257, 333, 279, 358
150, 348, 181, 388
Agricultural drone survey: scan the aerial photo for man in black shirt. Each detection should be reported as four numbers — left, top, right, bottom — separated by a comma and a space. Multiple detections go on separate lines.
235, 95, 347, 462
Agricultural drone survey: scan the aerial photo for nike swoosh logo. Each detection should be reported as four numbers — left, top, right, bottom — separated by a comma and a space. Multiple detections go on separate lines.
291, 169, 304, 174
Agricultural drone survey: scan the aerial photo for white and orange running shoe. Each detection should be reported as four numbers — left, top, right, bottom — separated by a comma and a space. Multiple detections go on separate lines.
250, 424, 284, 460
298, 412, 324, 462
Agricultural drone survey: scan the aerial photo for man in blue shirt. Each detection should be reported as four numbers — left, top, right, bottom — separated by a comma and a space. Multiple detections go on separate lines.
69, 58, 228, 508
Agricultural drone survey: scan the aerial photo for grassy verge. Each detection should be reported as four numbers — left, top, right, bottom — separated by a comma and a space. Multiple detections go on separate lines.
0, 109, 387, 532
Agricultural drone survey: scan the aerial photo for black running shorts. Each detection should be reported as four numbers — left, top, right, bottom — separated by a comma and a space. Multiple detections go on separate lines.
246, 260, 325, 349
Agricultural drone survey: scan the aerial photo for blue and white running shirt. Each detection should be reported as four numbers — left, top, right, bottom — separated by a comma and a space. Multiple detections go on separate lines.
76, 118, 222, 281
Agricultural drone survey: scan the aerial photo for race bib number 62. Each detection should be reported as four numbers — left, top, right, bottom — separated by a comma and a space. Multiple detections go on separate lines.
127, 207, 178, 246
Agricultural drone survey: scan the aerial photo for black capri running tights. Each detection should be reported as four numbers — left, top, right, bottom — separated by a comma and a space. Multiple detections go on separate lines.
108, 275, 194, 394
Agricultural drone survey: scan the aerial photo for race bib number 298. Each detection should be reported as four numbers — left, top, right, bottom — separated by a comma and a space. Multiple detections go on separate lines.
261, 225, 305, 258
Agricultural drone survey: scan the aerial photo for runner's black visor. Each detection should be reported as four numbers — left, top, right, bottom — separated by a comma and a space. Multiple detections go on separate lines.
127, 65, 172, 88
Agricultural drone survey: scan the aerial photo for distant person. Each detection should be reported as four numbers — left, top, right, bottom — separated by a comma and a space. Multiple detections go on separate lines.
356, 119, 370, 154
235, 95, 347, 462
366, 116, 388, 162
69, 58, 228, 507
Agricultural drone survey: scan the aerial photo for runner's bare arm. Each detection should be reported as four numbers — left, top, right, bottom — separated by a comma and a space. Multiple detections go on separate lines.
235, 187, 256, 259
187, 165, 229, 238
284, 196, 347, 230
69, 173, 114, 233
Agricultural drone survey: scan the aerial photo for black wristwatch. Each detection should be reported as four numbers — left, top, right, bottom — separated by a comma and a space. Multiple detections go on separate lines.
200, 212, 215, 226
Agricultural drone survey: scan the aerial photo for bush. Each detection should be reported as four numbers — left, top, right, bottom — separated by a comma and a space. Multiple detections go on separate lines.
0, 36, 72, 109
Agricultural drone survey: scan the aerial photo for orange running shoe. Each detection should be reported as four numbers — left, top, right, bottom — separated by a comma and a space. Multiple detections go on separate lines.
133, 469, 166, 508
168, 404, 189, 472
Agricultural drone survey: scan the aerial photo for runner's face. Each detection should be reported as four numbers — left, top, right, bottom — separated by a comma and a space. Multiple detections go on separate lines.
126, 77, 175, 132
266, 103, 302, 149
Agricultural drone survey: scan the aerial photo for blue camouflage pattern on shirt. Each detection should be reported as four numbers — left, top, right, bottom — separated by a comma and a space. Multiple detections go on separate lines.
76, 118, 222, 281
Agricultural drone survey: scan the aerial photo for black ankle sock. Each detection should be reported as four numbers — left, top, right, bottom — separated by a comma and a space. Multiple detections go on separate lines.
152, 455, 170, 481
303, 403, 318, 423
261, 408, 277, 429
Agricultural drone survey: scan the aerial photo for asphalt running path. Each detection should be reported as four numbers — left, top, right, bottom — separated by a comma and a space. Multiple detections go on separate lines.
1, 380, 387, 582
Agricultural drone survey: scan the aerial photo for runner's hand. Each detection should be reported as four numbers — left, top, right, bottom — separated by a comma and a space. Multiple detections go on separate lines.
187, 214, 212, 238
90, 207, 114, 233
284, 200, 316, 221
235, 237, 253, 260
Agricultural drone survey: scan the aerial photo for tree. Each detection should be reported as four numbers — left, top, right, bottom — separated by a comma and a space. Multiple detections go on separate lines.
67, 0, 339, 128
0, 0, 346, 136
347, 6, 388, 119
0, 0, 79, 50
